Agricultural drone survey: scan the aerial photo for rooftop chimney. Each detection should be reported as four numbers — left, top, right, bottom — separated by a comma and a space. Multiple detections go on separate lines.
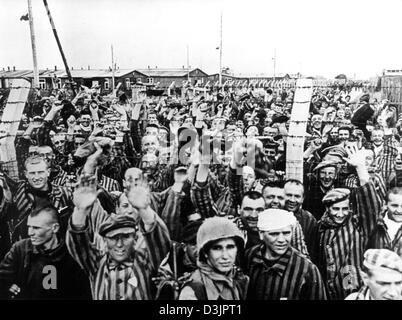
54, 65, 57, 71
148, 66, 150, 69
88, 65, 90, 70
13, 66, 15, 71
7, 66, 10, 72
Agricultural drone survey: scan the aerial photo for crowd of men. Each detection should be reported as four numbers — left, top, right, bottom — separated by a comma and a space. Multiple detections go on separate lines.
0, 82, 402, 300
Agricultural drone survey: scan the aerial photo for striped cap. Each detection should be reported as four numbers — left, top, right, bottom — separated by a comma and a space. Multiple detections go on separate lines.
363, 249, 402, 273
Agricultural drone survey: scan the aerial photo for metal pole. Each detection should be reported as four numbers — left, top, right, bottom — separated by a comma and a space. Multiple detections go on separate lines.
43, 0, 75, 95
219, 13, 223, 87
27, 0, 39, 88
111, 45, 115, 92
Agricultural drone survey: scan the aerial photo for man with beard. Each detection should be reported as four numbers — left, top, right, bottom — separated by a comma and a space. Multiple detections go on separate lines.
304, 160, 339, 220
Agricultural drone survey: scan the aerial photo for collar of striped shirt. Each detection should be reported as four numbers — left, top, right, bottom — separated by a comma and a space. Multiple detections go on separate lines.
252, 245, 292, 276
106, 256, 134, 271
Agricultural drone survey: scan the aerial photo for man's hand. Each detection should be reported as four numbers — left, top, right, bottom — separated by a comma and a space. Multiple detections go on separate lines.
83, 142, 104, 174
126, 186, 155, 228
73, 174, 99, 210
343, 143, 370, 185
67, 115, 76, 130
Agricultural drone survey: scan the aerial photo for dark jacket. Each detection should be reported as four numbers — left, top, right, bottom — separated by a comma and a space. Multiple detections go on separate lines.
0, 239, 92, 300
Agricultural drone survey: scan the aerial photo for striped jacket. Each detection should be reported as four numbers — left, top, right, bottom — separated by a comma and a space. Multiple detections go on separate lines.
377, 135, 398, 187
293, 207, 319, 264
366, 208, 402, 257
66, 201, 171, 300
244, 245, 327, 300
317, 181, 381, 300
9, 181, 73, 244
343, 171, 386, 205
150, 186, 185, 242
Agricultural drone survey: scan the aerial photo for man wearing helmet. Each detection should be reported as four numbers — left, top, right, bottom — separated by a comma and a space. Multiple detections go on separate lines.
178, 217, 249, 300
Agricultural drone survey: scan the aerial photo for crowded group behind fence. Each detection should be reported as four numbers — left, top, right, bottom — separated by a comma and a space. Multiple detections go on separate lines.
1, 82, 402, 300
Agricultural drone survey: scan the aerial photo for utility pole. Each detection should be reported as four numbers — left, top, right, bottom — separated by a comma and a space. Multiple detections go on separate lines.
187, 44, 190, 83
111, 44, 115, 91
43, 0, 75, 95
273, 48, 276, 80
27, 0, 39, 88
219, 12, 223, 87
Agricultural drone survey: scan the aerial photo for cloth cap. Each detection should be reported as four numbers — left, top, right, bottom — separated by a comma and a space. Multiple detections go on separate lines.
99, 215, 137, 238
257, 209, 297, 232
313, 159, 339, 172
360, 93, 370, 103
322, 188, 350, 206
363, 249, 402, 273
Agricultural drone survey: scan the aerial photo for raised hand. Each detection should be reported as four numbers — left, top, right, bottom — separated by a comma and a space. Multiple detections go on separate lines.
343, 143, 366, 168
73, 173, 99, 210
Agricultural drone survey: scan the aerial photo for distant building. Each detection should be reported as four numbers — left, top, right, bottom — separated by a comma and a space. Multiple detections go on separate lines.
383, 69, 402, 76
132, 68, 209, 89
0, 67, 210, 94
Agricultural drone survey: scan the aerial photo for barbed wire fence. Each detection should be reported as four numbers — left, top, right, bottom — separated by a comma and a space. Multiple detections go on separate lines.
0, 77, 400, 181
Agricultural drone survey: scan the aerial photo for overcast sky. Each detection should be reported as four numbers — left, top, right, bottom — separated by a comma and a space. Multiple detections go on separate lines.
1, 0, 402, 79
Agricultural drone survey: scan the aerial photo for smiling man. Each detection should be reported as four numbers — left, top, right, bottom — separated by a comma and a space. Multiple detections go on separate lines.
366, 186, 402, 256
316, 145, 382, 300
4, 156, 73, 245
245, 209, 326, 300
346, 249, 402, 300
284, 179, 318, 263
67, 176, 171, 300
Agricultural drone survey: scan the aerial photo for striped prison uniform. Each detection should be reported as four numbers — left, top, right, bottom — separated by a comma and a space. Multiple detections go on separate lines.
9, 181, 73, 244
317, 180, 381, 300
50, 166, 69, 187
227, 167, 310, 257
244, 245, 327, 300
366, 208, 402, 257
99, 174, 122, 193
345, 285, 371, 300
377, 135, 398, 187
343, 171, 386, 205
149, 185, 185, 242
66, 201, 171, 300
192, 175, 310, 257
293, 207, 319, 264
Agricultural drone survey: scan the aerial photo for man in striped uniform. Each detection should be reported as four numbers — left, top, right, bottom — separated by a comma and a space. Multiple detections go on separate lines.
317, 145, 382, 300
346, 249, 402, 300
244, 209, 327, 300
3, 156, 73, 245
66, 175, 171, 300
